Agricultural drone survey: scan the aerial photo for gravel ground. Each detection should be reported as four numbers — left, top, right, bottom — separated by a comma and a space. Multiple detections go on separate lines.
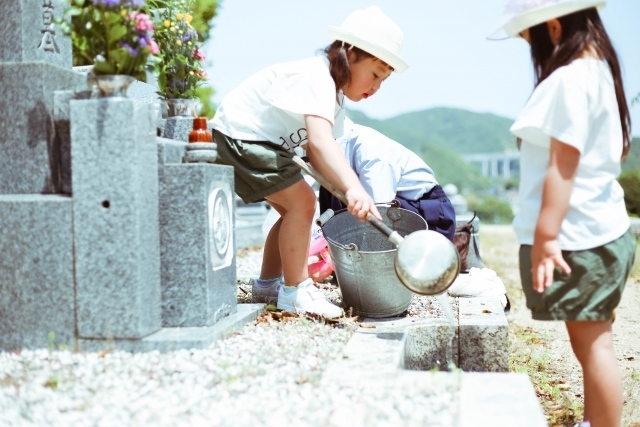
0, 246, 458, 427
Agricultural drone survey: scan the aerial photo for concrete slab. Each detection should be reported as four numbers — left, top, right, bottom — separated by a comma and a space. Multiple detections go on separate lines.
459, 297, 509, 372
459, 373, 546, 427
0, 195, 75, 351
321, 296, 544, 427
77, 303, 264, 353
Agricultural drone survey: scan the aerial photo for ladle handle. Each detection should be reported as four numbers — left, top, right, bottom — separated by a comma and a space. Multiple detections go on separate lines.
292, 156, 401, 243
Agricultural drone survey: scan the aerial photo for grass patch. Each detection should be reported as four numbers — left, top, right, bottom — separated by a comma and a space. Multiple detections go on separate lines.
631, 238, 640, 281
510, 324, 583, 427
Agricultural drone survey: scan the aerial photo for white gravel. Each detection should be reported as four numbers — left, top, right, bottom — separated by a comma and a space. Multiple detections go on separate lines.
0, 246, 459, 426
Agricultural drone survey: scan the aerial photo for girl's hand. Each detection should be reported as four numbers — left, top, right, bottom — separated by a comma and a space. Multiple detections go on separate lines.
345, 187, 381, 221
531, 238, 571, 293
531, 137, 578, 294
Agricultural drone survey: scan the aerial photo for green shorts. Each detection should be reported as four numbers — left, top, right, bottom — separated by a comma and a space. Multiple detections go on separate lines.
519, 229, 636, 321
214, 130, 303, 204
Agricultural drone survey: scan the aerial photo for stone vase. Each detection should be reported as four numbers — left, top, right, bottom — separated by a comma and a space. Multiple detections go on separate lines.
91, 75, 136, 98
165, 98, 201, 117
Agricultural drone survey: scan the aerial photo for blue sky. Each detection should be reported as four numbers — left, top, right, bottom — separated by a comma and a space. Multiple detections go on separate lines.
204, 0, 640, 136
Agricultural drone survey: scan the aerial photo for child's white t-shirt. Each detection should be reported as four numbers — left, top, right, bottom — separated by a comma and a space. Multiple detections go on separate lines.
210, 57, 344, 151
511, 58, 629, 251
338, 118, 438, 202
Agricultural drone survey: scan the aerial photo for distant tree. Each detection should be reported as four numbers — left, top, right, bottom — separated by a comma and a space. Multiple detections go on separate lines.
467, 195, 514, 224
619, 170, 640, 217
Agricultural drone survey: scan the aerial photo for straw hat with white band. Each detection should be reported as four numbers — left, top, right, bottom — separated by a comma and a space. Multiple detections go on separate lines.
489, 0, 607, 39
328, 6, 408, 73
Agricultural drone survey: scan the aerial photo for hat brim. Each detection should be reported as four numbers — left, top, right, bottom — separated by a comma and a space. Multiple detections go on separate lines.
328, 26, 408, 73
488, 0, 606, 40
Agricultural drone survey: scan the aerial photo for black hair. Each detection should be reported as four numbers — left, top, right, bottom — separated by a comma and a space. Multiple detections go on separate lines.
322, 41, 393, 100
527, 8, 631, 159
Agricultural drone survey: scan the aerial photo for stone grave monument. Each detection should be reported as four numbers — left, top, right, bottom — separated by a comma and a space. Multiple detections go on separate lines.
0, 2, 257, 352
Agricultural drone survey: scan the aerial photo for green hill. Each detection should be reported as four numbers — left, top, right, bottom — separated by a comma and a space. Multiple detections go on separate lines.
347, 107, 516, 154
622, 138, 640, 172
346, 108, 640, 191
346, 108, 513, 191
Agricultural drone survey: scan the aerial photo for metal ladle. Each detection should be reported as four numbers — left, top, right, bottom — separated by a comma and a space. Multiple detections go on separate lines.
293, 156, 460, 296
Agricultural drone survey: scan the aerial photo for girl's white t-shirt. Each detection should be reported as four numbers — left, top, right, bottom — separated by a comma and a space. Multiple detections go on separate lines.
511, 58, 629, 251
210, 57, 344, 151
338, 118, 438, 202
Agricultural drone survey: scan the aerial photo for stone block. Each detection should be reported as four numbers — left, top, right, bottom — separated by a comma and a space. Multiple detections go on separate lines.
0, 195, 75, 350
0, 0, 72, 68
163, 116, 193, 142
405, 320, 459, 371
459, 297, 508, 372
77, 304, 263, 352
157, 137, 187, 165
158, 163, 236, 327
70, 98, 161, 339
323, 326, 406, 382
0, 63, 85, 195
52, 89, 91, 195
459, 373, 547, 427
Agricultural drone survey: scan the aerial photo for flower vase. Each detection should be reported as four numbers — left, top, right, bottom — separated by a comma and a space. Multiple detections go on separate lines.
90, 75, 136, 98
165, 98, 201, 117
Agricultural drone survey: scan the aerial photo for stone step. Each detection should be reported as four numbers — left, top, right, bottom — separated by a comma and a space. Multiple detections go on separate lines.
322, 296, 546, 426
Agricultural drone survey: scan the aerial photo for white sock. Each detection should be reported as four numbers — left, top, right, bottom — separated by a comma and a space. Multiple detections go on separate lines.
255, 275, 281, 288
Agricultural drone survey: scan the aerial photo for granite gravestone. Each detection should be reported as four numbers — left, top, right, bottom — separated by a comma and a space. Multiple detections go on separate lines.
0, 0, 85, 195
157, 137, 237, 328
0, 0, 84, 350
0, 0, 73, 68
71, 98, 162, 339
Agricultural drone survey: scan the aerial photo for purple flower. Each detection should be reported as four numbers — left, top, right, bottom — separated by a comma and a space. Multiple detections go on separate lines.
137, 36, 148, 48
121, 43, 138, 55
93, 0, 121, 6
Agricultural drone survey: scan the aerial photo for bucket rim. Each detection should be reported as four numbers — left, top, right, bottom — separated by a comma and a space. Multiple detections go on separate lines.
321, 204, 427, 253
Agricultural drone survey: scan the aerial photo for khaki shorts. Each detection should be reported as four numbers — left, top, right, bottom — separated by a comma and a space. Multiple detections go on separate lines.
214, 130, 303, 203
519, 229, 636, 321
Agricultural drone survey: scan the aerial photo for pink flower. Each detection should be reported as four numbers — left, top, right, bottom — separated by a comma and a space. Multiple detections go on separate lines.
149, 39, 160, 55
197, 70, 208, 78
194, 49, 205, 60
135, 13, 154, 32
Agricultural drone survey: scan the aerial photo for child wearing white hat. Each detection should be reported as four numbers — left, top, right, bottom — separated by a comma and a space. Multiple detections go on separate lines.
210, 7, 408, 319
493, 1, 635, 426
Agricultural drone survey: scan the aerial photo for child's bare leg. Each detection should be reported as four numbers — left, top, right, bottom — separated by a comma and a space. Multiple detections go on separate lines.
259, 201, 287, 279
260, 215, 283, 280
264, 180, 316, 286
565, 320, 622, 427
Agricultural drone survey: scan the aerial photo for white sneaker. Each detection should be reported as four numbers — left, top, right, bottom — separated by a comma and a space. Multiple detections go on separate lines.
276, 279, 342, 319
250, 277, 282, 304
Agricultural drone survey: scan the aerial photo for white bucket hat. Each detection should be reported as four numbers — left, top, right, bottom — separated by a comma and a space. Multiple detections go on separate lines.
489, 0, 606, 39
328, 6, 408, 73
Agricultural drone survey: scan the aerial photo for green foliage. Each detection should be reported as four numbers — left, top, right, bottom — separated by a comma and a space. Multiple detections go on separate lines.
148, 0, 208, 99
56, 0, 158, 81
619, 170, 640, 216
622, 138, 640, 172
191, 0, 219, 43
348, 107, 517, 154
346, 108, 512, 192
467, 195, 514, 224
197, 85, 216, 118
420, 145, 491, 192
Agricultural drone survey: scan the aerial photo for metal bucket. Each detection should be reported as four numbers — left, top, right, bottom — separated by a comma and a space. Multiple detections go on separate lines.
321, 205, 427, 318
